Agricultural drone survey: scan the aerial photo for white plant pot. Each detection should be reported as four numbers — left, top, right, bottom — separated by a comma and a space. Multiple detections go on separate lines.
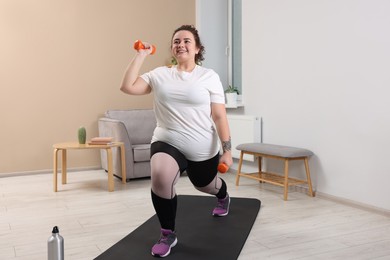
225, 93, 238, 107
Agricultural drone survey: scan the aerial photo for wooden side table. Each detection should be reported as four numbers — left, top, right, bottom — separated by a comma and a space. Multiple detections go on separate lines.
53, 142, 126, 192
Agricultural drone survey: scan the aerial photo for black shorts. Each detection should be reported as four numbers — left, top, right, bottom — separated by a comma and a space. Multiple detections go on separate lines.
150, 141, 219, 187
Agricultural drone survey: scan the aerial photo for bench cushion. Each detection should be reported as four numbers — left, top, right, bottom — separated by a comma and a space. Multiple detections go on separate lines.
236, 143, 313, 158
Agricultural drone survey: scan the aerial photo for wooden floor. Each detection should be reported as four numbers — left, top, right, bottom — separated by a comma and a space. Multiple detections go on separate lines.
0, 169, 389, 260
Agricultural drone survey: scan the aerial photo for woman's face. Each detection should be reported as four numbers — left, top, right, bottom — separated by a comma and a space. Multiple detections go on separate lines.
171, 30, 199, 64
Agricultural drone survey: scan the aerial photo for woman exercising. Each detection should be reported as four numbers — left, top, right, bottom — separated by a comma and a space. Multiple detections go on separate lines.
120, 25, 233, 258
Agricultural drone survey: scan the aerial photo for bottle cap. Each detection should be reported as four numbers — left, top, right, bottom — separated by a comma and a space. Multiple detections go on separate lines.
52, 226, 59, 233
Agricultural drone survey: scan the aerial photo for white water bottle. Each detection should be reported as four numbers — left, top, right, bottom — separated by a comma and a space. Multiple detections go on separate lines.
48, 226, 64, 260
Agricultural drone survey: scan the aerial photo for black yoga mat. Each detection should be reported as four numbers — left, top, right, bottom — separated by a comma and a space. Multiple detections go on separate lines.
95, 195, 261, 260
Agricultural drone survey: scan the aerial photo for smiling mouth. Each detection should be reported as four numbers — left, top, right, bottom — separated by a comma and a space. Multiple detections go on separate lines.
176, 49, 187, 54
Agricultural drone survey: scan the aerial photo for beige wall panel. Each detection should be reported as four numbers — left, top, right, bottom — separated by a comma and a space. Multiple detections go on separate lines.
0, 0, 195, 173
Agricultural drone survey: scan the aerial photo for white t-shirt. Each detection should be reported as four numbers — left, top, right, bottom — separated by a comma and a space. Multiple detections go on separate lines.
140, 65, 225, 161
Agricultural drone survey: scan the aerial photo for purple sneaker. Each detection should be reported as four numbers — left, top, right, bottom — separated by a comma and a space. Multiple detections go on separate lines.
151, 228, 178, 257
212, 193, 230, 216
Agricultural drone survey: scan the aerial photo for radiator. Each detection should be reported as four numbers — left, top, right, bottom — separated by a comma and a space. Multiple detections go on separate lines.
227, 115, 262, 161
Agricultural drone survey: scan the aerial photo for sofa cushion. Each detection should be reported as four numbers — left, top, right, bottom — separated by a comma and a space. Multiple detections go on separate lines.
133, 144, 151, 162
105, 109, 156, 145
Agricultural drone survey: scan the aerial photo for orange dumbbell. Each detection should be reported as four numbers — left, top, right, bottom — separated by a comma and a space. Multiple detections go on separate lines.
133, 40, 156, 55
218, 163, 229, 174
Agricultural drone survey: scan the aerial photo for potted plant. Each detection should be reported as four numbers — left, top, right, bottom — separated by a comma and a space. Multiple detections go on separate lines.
225, 85, 240, 106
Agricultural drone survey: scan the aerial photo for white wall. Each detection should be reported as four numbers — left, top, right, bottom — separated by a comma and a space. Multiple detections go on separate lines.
241, 0, 390, 210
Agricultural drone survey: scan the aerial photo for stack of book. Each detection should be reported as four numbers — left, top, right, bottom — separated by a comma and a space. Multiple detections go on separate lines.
88, 137, 113, 145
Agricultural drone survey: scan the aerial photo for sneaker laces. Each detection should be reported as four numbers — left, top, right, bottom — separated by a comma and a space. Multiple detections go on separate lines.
157, 230, 173, 244
216, 198, 226, 209
158, 235, 169, 244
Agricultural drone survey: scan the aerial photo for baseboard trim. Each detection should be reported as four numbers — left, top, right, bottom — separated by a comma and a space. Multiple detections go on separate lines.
230, 161, 390, 217
316, 191, 390, 217
292, 185, 390, 217
0, 166, 102, 178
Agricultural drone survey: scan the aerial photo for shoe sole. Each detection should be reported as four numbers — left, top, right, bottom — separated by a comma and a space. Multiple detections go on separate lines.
151, 238, 178, 258
213, 211, 229, 217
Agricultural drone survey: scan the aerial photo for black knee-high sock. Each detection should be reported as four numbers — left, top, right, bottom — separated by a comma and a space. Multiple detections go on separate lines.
216, 178, 227, 199
151, 190, 177, 231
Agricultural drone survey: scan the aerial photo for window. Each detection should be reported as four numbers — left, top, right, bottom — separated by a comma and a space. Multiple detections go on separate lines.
196, 0, 242, 93
230, 0, 242, 94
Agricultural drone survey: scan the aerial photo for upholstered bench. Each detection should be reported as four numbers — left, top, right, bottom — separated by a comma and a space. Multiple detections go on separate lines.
235, 143, 315, 200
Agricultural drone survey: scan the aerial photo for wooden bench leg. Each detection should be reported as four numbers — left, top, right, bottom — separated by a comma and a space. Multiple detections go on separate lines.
284, 159, 289, 201
304, 158, 314, 197
235, 151, 244, 186
258, 156, 263, 183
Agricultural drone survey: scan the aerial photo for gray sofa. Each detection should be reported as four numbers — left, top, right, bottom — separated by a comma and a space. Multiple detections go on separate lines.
98, 109, 156, 181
